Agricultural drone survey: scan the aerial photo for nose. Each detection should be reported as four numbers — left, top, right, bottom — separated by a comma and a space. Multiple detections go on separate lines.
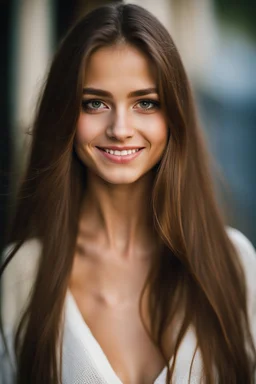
106, 108, 134, 141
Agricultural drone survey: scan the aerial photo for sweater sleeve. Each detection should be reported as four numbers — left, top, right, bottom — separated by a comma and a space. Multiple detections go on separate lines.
0, 327, 16, 384
0, 239, 41, 384
1, 238, 41, 331
226, 227, 256, 348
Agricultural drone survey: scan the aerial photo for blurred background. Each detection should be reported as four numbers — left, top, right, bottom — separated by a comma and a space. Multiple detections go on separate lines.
0, 0, 256, 256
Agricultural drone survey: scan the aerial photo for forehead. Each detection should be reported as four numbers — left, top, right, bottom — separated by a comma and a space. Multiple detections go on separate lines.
83, 44, 157, 90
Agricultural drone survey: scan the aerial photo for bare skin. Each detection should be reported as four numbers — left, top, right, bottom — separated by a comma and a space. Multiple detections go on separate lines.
70, 174, 168, 384
69, 44, 170, 383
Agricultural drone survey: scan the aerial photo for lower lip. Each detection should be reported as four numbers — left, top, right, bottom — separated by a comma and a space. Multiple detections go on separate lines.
96, 148, 143, 164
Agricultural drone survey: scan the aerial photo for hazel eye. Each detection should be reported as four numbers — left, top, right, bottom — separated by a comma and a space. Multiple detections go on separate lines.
135, 99, 160, 111
81, 99, 108, 112
91, 100, 104, 109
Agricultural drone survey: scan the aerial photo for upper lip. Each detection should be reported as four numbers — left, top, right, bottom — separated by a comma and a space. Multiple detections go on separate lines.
96, 146, 144, 150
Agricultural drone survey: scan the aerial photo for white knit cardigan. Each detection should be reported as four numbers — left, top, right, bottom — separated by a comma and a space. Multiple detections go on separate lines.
1, 227, 256, 384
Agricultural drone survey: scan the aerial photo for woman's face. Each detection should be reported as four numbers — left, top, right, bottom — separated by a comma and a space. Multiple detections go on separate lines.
75, 44, 168, 185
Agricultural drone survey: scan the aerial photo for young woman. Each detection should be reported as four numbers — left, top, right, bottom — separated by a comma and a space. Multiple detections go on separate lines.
1, 3, 256, 384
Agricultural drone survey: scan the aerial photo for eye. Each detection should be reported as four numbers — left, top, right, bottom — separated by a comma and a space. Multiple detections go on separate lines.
81, 99, 108, 112
135, 99, 160, 111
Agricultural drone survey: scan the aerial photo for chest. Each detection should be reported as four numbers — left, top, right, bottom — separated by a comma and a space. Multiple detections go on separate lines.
73, 292, 166, 384
63, 290, 204, 384
69, 253, 169, 384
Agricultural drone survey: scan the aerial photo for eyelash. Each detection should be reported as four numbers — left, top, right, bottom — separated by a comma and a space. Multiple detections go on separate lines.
81, 99, 160, 113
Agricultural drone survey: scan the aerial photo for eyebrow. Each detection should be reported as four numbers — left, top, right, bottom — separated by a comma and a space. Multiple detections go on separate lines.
82, 87, 158, 98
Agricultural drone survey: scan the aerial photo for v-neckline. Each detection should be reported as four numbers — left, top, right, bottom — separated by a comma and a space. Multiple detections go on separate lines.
65, 290, 168, 384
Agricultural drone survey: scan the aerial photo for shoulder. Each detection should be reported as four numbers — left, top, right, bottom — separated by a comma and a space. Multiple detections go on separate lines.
226, 227, 256, 284
1, 238, 42, 330
226, 227, 256, 342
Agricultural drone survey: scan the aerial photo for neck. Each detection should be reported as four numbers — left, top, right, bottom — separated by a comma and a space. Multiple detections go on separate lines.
79, 171, 158, 257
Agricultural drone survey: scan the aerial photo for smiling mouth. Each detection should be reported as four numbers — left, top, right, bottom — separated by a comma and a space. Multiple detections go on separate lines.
96, 147, 144, 157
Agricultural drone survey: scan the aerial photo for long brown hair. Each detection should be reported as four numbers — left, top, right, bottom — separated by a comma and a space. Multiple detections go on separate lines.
1, 3, 255, 383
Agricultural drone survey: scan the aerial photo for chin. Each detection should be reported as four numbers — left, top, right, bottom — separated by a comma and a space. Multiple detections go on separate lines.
97, 166, 157, 186
97, 171, 145, 185
102, 176, 141, 185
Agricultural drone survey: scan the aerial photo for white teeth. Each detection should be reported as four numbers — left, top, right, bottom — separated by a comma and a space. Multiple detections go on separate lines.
103, 148, 140, 156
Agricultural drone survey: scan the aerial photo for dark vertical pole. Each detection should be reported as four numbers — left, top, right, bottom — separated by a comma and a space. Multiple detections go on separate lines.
0, 0, 12, 254
55, 0, 76, 42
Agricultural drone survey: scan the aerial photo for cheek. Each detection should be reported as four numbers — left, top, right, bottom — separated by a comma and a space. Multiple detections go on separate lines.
76, 113, 104, 145
75, 116, 96, 167
76, 114, 88, 145
146, 116, 168, 151
76, 114, 94, 146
